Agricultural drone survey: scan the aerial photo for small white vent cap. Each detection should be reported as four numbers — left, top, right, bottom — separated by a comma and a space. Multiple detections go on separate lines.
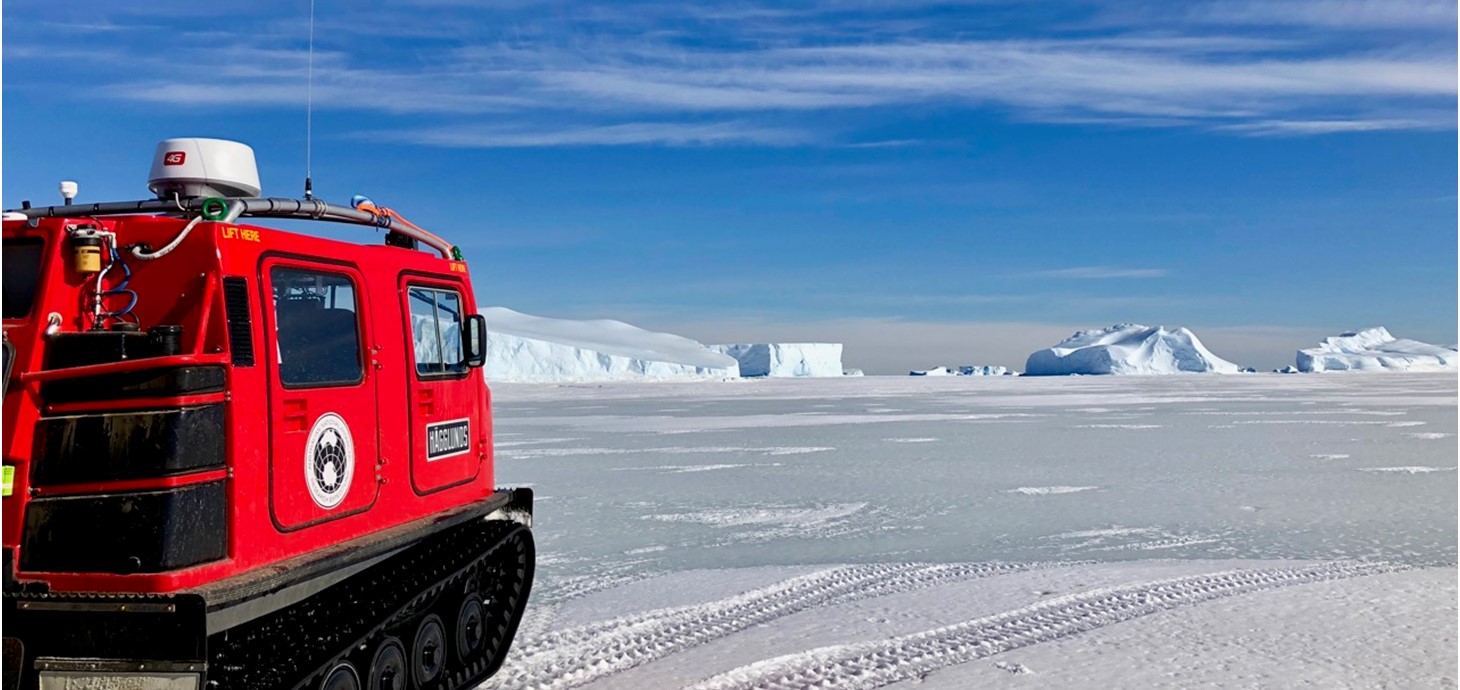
148, 138, 261, 199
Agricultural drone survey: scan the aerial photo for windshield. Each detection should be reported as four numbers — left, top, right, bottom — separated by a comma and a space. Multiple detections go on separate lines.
2, 237, 44, 320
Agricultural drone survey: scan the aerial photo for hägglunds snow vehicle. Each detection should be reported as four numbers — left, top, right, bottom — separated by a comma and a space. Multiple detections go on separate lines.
2, 138, 534, 690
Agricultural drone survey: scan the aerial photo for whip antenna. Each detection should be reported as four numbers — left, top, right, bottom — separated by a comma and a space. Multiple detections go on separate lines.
304, 0, 316, 199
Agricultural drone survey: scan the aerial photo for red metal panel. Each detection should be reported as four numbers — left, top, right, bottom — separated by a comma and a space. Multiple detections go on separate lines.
260, 257, 380, 531
44, 392, 226, 416
31, 468, 229, 497
398, 274, 484, 495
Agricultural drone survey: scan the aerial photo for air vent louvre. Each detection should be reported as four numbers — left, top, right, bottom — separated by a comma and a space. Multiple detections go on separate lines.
222, 277, 254, 366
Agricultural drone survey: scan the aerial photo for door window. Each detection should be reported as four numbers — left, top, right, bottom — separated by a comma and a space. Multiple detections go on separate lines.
3, 238, 45, 320
271, 267, 363, 386
408, 286, 465, 377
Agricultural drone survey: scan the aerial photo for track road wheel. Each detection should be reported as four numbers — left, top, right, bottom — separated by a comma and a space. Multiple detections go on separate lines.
411, 614, 447, 687
320, 662, 361, 690
455, 595, 486, 665
367, 637, 407, 690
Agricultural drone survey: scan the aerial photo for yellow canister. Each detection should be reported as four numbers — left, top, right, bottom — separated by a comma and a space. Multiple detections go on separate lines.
72, 237, 102, 273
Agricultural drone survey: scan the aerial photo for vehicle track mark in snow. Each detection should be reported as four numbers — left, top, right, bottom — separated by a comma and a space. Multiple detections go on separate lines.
686, 561, 1402, 690
500, 561, 1076, 690
536, 557, 667, 606
1407, 432, 1453, 440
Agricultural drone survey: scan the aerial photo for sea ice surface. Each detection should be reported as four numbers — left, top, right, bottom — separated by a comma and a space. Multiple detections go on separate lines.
492, 373, 1456, 689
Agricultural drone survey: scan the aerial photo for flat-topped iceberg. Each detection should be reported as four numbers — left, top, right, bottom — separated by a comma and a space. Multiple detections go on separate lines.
1025, 323, 1240, 376
483, 307, 738, 382
1296, 327, 1456, 372
709, 343, 844, 377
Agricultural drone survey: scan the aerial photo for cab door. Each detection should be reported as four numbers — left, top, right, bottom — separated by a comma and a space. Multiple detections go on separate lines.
400, 276, 482, 494
265, 259, 380, 529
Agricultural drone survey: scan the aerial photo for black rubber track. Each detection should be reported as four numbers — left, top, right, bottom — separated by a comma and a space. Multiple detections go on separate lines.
206, 519, 534, 690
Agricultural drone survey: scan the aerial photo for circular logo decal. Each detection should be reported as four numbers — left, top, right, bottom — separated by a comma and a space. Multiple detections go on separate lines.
305, 413, 354, 509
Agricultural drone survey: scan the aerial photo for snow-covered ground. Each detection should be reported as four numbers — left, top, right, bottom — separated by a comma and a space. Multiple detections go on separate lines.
1025, 324, 1240, 375
491, 374, 1456, 689
1297, 327, 1457, 372
483, 307, 738, 382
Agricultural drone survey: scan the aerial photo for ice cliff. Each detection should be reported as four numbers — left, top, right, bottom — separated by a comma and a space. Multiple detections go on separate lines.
1025, 324, 1240, 376
482, 307, 738, 382
709, 343, 844, 377
1296, 327, 1456, 372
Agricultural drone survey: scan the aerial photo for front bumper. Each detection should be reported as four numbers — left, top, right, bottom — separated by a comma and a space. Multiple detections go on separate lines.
2, 593, 206, 690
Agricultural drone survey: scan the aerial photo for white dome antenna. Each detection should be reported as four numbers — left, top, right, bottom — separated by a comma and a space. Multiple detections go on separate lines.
59, 180, 78, 205
148, 138, 262, 199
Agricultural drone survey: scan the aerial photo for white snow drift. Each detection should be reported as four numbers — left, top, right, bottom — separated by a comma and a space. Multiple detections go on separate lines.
1025, 324, 1240, 376
482, 307, 738, 382
1296, 327, 1457, 373
710, 343, 844, 378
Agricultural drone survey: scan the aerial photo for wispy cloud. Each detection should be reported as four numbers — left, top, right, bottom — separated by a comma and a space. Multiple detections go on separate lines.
367, 121, 815, 148
6, 0, 1455, 145
1028, 266, 1170, 279
1188, 0, 1457, 29
1215, 117, 1452, 135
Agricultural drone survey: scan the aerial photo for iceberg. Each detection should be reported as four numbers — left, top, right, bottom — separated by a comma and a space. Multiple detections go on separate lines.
709, 343, 844, 378
909, 365, 1012, 377
1024, 324, 1240, 376
1295, 327, 1457, 373
412, 313, 462, 365
482, 307, 738, 382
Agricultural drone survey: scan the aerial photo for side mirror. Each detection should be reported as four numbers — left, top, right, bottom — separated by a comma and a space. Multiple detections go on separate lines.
463, 314, 487, 369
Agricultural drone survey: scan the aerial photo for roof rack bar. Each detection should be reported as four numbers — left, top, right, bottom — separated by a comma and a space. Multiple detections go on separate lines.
5, 197, 455, 260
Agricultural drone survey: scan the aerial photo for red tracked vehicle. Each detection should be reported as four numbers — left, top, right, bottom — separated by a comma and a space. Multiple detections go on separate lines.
1, 139, 534, 690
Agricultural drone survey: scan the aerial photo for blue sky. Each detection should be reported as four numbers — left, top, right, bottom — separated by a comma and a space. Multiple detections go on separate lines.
3, 0, 1455, 372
